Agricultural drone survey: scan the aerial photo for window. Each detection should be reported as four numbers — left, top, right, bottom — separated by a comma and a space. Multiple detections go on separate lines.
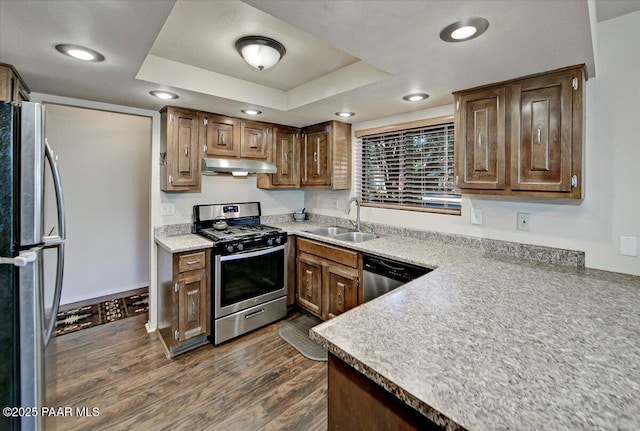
355, 118, 461, 214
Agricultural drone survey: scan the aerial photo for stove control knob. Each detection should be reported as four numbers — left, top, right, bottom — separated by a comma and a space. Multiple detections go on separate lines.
275, 237, 282, 244
226, 245, 234, 253
267, 238, 274, 246
237, 243, 244, 251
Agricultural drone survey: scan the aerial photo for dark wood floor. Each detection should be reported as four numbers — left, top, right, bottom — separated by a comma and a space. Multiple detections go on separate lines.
46, 313, 328, 431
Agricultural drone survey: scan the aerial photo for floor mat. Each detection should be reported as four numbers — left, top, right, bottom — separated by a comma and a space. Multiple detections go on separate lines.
279, 313, 327, 361
55, 291, 148, 337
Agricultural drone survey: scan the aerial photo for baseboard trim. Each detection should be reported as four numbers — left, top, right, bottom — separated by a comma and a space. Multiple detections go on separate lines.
144, 321, 156, 333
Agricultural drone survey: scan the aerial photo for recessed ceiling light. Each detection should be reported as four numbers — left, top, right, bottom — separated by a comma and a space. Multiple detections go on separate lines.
241, 109, 262, 115
402, 93, 430, 102
335, 112, 355, 118
150, 90, 179, 100
439, 18, 489, 43
55, 44, 105, 62
235, 36, 286, 71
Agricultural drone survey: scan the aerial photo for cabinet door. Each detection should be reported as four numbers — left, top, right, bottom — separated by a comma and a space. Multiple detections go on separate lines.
510, 71, 573, 192
177, 270, 207, 342
240, 120, 271, 159
302, 129, 330, 186
326, 265, 359, 320
167, 108, 200, 189
454, 87, 506, 190
202, 113, 238, 158
272, 126, 300, 187
297, 253, 323, 317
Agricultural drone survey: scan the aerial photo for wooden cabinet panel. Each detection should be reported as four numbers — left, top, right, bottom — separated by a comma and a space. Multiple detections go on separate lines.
510, 71, 573, 192
297, 253, 323, 317
272, 126, 300, 187
296, 238, 361, 321
178, 270, 207, 341
297, 238, 358, 269
453, 64, 584, 199
161, 107, 200, 192
326, 265, 358, 319
156, 247, 210, 358
302, 128, 330, 186
240, 120, 271, 159
201, 113, 238, 158
455, 87, 505, 190
0, 63, 30, 103
300, 121, 351, 190
178, 251, 206, 273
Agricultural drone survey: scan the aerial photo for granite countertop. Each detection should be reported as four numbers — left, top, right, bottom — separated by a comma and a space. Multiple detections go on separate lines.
155, 234, 213, 253
270, 221, 640, 431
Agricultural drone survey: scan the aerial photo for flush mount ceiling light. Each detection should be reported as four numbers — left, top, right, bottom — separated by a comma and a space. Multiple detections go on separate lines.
235, 36, 286, 71
402, 93, 430, 102
55, 44, 105, 62
241, 109, 262, 115
149, 90, 179, 100
335, 112, 355, 118
439, 18, 489, 42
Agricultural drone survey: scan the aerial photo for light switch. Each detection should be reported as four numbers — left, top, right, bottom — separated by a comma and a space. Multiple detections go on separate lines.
161, 203, 176, 216
619, 236, 638, 257
471, 208, 483, 225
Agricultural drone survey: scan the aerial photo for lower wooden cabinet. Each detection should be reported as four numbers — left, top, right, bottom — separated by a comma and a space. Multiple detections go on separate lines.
157, 247, 211, 357
296, 238, 361, 320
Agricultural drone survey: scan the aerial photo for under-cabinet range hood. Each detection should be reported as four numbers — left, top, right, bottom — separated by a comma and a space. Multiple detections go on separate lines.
201, 158, 277, 176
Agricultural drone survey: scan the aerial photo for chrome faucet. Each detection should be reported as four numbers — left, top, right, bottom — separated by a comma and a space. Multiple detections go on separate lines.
345, 197, 361, 231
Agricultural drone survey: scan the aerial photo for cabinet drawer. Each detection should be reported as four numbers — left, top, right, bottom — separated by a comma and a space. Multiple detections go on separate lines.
297, 238, 358, 268
178, 251, 206, 273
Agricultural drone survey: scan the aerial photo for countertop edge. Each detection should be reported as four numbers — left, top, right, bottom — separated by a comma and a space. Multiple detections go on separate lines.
309, 327, 468, 431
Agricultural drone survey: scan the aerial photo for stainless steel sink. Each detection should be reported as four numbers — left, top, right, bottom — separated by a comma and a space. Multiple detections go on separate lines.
305, 226, 355, 237
333, 232, 378, 243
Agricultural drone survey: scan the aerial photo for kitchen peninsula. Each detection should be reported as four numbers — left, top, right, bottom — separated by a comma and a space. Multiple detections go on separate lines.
275, 221, 640, 431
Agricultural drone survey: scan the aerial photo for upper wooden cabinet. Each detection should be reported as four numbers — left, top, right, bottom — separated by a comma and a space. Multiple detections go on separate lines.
301, 121, 351, 189
200, 113, 238, 158
0, 63, 30, 103
240, 119, 271, 160
257, 125, 301, 189
160, 107, 201, 192
455, 87, 506, 190
453, 65, 584, 199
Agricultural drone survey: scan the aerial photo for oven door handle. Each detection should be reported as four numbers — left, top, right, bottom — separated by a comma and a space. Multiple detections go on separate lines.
218, 244, 286, 262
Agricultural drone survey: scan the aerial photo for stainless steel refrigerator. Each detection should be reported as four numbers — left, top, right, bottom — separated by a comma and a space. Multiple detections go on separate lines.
0, 101, 65, 431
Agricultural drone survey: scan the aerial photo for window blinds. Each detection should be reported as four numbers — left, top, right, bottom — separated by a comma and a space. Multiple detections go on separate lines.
355, 122, 461, 214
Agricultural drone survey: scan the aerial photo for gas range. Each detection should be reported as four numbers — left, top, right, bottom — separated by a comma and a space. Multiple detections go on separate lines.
193, 202, 287, 255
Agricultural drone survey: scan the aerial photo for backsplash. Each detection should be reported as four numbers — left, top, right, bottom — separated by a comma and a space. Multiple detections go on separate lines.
154, 223, 192, 237
306, 213, 586, 268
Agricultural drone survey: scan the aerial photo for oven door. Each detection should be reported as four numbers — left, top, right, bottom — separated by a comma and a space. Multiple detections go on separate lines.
214, 244, 286, 318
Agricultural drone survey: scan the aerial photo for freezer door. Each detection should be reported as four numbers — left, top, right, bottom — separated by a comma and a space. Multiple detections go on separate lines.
19, 247, 44, 431
19, 102, 45, 247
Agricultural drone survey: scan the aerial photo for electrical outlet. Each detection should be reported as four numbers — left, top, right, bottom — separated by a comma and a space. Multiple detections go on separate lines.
470, 208, 483, 225
620, 236, 638, 257
517, 212, 530, 231
161, 203, 176, 216
331, 198, 339, 209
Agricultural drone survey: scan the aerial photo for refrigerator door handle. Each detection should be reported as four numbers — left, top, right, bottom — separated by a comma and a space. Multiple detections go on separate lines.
43, 242, 64, 346
45, 138, 66, 240
43, 138, 65, 346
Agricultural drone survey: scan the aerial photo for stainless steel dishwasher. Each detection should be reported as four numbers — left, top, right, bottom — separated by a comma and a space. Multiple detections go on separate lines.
362, 254, 431, 302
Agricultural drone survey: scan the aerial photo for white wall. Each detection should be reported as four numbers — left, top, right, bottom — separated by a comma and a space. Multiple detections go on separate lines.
306, 11, 640, 276
159, 176, 303, 224
32, 93, 304, 331
41, 103, 151, 304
